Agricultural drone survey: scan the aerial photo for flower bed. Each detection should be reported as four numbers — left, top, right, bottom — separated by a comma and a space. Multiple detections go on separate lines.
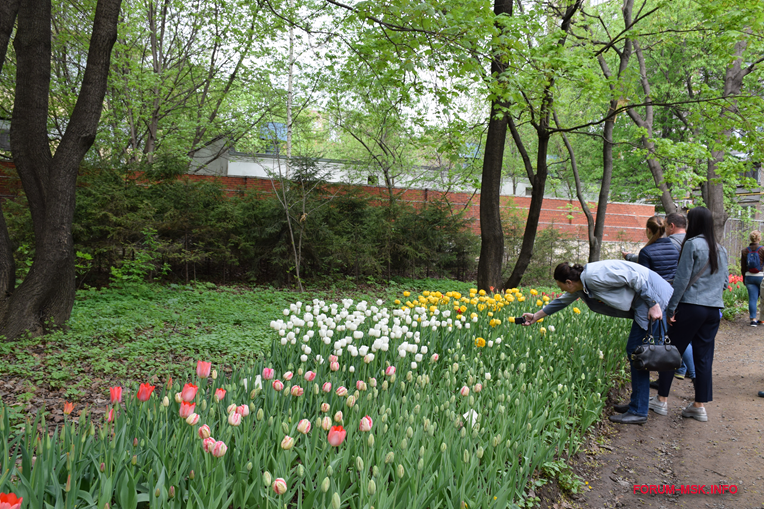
1, 288, 629, 508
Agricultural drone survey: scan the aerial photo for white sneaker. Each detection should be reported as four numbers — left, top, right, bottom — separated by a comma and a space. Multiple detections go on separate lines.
648, 396, 667, 415
681, 403, 708, 422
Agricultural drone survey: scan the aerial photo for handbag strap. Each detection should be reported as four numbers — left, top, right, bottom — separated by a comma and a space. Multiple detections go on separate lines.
687, 257, 710, 290
643, 319, 672, 345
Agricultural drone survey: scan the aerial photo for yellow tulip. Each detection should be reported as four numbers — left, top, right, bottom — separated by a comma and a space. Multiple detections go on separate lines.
573, 307, 581, 314
530, 289, 538, 296
536, 300, 543, 307
478, 289, 486, 296
403, 291, 411, 297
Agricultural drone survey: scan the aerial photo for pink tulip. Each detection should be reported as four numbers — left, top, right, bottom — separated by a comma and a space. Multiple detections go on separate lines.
329, 355, 338, 362
212, 441, 227, 457
460, 386, 470, 397
106, 408, 115, 422
335, 386, 348, 397
321, 403, 330, 413
227, 403, 238, 414
196, 361, 212, 378
368, 377, 377, 388
228, 412, 242, 426
181, 383, 198, 402
281, 435, 295, 450
272, 379, 284, 391
321, 416, 332, 430
330, 362, 340, 372
327, 425, 347, 447
473, 383, 483, 393
110, 386, 123, 404
283, 371, 294, 381
304, 371, 316, 381
0, 493, 22, 509
262, 368, 275, 380
322, 382, 332, 393
214, 388, 226, 402
236, 404, 250, 416
334, 411, 343, 422
198, 424, 211, 439
356, 380, 367, 391
273, 478, 288, 495
186, 413, 200, 425
385, 366, 396, 376
359, 415, 373, 432
431, 354, 439, 363
202, 437, 216, 453
179, 402, 195, 419
291, 385, 304, 397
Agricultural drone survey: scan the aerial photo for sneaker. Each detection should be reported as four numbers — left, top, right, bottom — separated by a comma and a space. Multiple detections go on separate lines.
674, 373, 685, 380
649, 396, 668, 415
751, 320, 758, 327
681, 403, 708, 422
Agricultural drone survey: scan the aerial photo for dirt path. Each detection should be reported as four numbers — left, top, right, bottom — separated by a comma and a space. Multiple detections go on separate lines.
571, 315, 764, 509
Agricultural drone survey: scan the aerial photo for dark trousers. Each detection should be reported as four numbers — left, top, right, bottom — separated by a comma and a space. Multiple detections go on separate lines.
658, 303, 720, 402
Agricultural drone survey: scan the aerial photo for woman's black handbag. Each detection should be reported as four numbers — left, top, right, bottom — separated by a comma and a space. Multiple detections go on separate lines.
631, 320, 682, 371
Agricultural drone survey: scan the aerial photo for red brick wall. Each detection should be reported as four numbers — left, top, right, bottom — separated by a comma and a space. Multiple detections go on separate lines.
185, 174, 654, 243
1, 166, 654, 243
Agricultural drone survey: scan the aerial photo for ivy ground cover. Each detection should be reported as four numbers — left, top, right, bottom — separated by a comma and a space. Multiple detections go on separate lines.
1, 285, 631, 508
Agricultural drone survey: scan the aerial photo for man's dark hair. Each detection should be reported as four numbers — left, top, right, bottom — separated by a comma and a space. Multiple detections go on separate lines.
665, 212, 687, 229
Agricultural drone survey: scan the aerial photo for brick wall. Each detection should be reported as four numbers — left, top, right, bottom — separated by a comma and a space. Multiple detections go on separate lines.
184, 174, 654, 243
1, 165, 655, 243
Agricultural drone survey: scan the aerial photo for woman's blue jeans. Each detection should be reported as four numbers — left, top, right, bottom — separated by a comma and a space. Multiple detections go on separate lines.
745, 275, 764, 320
675, 343, 696, 379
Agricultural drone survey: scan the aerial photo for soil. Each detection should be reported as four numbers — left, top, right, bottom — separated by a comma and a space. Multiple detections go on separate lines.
551, 314, 764, 509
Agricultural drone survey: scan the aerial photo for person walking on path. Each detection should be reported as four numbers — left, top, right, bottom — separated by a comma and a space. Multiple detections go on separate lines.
521, 260, 673, 425
655, 207, 729, 422
742, 231, 764, 326
664, 214, 695, 382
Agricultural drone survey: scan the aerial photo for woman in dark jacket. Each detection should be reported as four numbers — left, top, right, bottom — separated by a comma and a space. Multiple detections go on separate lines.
741, 230, 764, 326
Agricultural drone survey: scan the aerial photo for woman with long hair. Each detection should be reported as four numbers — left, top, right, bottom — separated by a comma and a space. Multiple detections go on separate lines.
741, 230, 764, 326
521, 259, 673, 425
654, 206, 729, 422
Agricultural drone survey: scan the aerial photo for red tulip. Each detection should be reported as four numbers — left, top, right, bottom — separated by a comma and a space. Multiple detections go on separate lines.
137, 383, 156, 402
359, 415, 373, 432
0, 492, 23, 509
214, 388, 226, 402
107, 408, 115, 422
272, 379, 284, 391
179, 402, 195, 419
181, 383, 198, 402
304, 371, 316, 381
110, 386, 123, 404
196, 361, 212, 378
327, 425, 347, 447
291, 385, 304, 397
63, 402, 74, 415
198, 424, 211, 439
262, 368, 274, 380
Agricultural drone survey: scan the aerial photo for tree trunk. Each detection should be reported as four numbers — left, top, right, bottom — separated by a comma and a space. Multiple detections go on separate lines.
476, 0, 512, 292
0, 0, 122, 341
504, 128, 550, 288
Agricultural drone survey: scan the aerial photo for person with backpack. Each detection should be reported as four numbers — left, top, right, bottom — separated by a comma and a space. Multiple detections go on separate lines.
741, 230, 764, 327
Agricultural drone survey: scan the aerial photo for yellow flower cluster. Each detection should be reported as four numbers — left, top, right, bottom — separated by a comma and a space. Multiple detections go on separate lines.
474, 337, 486, 348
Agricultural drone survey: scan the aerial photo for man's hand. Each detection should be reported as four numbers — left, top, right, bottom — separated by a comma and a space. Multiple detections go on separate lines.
621, 251, 630, 259
648, 303, 663, 322
522, 312, 538, 326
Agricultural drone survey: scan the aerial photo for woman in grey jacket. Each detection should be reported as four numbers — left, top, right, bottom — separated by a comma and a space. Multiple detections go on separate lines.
522, 259, 673, 425
655, 206, 729, 422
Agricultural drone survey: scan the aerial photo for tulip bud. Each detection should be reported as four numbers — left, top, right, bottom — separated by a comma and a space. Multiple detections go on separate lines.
356, 456, 364, 471
297, 419, 311, 434
186, 413, 200, 425
169, 486, 175, 498
246, 461, 253, 471
396, 464, 404, 478
282, 421, 289, 434
133, 437, 139, 447
334, 411, 343, 423
327, 465, 333, 476
477, 446, 484, 459
263, 471, 272, 486
155, 488, 161, 498
100, 462, 105, 472
211, 369, 217, 380
400, 438, 408, 450
346, 396, 356, 408
331, 492, 341, 509
281, 435, 295, 450
417, 458, 424, 470
189, 470, 195, 480
367, 434, 375, 447
201, 399, 207, 411
298, 464, 305, 477
321, 477, 330, 492
162, 396, 170, 407
440, 443, 447, 452
381, 381, 388, 391
419, 445, 425, 457
273, 478, 288, 495
321, 416, 332, 430
131, 455, 137, 465
385, 451, 394, 464
174, 392, 183, 403
368, 479, 377, 495
256, 408, 264, 421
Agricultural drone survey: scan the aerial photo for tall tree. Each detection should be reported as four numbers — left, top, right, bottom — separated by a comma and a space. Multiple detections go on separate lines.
0, 0, 122, 340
